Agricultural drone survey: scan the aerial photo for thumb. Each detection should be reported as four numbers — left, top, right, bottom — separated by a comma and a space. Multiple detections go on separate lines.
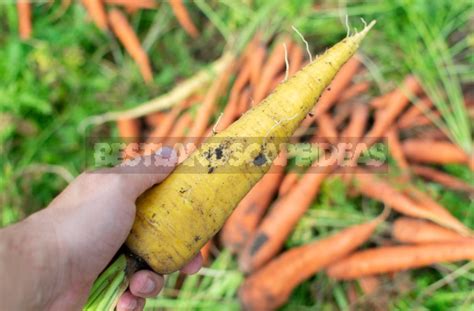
109, 146, 178, 197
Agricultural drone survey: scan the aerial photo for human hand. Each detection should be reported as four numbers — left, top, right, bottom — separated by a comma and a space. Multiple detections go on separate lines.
0, 147, 202, 311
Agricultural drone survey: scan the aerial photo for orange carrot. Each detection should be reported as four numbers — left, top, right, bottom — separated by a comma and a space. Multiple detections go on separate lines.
200, 240, 212, 265
386, 127, 409, 171
278, 171, 299, 197
402, 139, 471, 166
253, 37, 291, 104
339, 81, 371, 102
148, 102, 189, 143
108, 9, 153, 83
341, 103, 369, 139
401, 186, 470, 235
369, 93, 392, 109
392, 217, 473, 244
216, 61, 251, 130
221, 152, 286, 253
239, 217, 384, 310
364, 76, 422, 146
411, 165, 474, 193
81, 0, 108, 31
145, 111, 167, 128
104, 0, 157, 9
239, 155, 339, 273
185, 60, 235, 143
117, 118, 140, 140
397, 97, 433, 128
164, 112, 192, 146
317, 113, 338, 144
169, 0, 199, 38
398, 110, 441, 129
288, 43, 305, 75
351, 170, 466, 232
248, 44, 266, 89
237, 87, 251, 116
17, 1, 32, 40
327, 242, 474, 280
312, 56, 361, 117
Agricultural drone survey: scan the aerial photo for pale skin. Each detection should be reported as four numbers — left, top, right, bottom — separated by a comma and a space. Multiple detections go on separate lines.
0, 147, 201, 310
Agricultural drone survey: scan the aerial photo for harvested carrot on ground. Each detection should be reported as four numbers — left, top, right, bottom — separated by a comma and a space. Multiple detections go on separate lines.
215, 63, 251, 132
278, 171, 299, 197
85, 24, 375, 309
386, 127, 409, 171
239, 155, 339, 273
145, 111, 167, 127
221, 152, 286, 253
252, 36, 291, 104
17, 1, 32, 40
351, 170, 465, 232
239, 214, 386, 310
164, 112, 192, 145
370, 93, 392, 109
364, 76, 422, 146
392, 217, 473, 244
185, 60, 236, 143
81, 0, 108, 31
341, 103, 369, 139
312, 56, 361, 117
339, 81, 371, 102
327, 242, 474, 280
401, 186, 470, 235
317, 113, 338, 144
108, 9, 153, 83
248, 45, 266, 88
411, 165, 474, 193
288, 43, 305, 75
237, 87, 251, 116
117, 118, 140, 139
402, 139, 472, 167
397, 97, 433, 128
148, 100, 190, 143
169, 0, 199, 38
105, 0, 157, 10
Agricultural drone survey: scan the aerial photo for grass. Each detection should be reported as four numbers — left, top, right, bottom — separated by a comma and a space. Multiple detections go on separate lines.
1, 0, 473, 310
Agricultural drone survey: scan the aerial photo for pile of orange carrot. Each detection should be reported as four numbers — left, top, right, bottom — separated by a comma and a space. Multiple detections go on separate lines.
112, 34, 473, 310
19, 0, 199, 84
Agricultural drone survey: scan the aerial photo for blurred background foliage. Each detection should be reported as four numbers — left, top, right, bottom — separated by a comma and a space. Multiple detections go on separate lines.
0, 0, 472, 309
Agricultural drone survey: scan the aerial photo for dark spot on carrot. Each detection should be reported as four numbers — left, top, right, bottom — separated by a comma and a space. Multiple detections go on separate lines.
215, 147, 223, 159
250, 233, 268, 255
308, 112, 314, 117
253, 153, 266, 166
327, 87, 331, 91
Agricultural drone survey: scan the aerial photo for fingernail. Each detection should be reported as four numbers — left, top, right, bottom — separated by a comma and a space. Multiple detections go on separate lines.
142, 277, 156, 294
156, 146, 176, 159
125, 298, 137, 310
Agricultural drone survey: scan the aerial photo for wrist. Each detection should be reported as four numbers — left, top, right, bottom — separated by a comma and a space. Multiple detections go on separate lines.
0, 212, 62, 310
